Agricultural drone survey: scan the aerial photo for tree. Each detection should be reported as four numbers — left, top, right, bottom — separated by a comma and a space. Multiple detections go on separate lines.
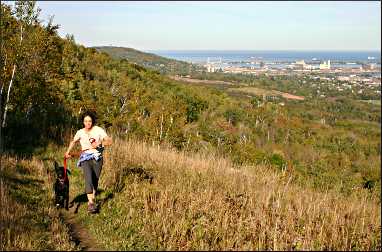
1, 1, 41, 130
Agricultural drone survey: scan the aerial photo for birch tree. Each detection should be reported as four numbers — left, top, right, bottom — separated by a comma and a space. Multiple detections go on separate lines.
1, 1, 40, 128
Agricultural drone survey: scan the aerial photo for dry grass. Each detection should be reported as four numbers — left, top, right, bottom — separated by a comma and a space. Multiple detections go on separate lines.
76, 137, 381, 250
3, 136, 378, 250
0, 155, 78, 251
170, 76, 237, 85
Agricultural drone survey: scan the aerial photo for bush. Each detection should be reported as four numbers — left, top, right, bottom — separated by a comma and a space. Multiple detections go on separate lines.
267, 153, 287, 170
231, 143, 267, 166
223, 108, 243, 126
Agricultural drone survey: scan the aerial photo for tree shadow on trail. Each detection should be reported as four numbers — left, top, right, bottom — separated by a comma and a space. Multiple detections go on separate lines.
69, 188, 114, 214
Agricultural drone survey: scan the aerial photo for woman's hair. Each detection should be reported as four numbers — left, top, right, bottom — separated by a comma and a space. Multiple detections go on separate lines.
80, 110, 97, 127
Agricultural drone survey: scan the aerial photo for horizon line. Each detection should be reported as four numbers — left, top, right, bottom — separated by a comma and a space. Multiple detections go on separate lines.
146, 49, 382, 52
91, 46, 381, 52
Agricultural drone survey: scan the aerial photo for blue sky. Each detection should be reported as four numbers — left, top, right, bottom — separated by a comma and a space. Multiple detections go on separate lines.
7, 1, 381, 51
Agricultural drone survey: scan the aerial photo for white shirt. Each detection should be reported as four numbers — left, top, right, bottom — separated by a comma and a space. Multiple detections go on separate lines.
73, 126, 108, 154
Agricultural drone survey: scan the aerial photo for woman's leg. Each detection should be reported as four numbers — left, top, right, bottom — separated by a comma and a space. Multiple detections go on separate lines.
92, 159, 103, 199
82, 160, 96, 204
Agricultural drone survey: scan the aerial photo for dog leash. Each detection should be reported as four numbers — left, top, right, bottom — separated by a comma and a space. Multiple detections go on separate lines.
63, 157, 68, 181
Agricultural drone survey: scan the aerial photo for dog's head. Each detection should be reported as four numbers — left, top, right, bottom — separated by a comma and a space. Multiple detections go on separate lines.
54, 161, 66, 181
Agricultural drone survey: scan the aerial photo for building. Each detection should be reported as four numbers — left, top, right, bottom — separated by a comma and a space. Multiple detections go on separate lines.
294, 60, 306, 70
319, 60, 331, 70
338, 76, 350, 81
292, 60, 313, 70
206, 64, 215, 72
362, 63, 377, 71
304, 64, 313, 70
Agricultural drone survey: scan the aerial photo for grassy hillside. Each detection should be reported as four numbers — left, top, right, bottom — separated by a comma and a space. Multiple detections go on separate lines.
2, 137, 380, 250
93, 46, 205, 75
40, 137, 381, 250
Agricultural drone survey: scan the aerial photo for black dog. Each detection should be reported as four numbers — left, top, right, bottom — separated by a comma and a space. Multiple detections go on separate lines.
54, 161, 69, 210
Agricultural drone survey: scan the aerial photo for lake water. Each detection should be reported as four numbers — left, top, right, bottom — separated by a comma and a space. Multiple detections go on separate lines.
149, 50, 381, 66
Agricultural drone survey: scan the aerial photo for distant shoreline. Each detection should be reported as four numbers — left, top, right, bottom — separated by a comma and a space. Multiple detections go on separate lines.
148, 50, 381, 65
149, 49, 381, 52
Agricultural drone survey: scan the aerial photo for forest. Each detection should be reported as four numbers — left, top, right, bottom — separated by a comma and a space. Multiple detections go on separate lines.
93, 46, 204, 75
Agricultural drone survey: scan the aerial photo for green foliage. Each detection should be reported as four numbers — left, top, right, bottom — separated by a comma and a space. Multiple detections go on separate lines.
177, 92, 208, 123
267, 153, 287, 170
223, 108, 243, 126
93, 46, 205, 75
231, 143, 266, 165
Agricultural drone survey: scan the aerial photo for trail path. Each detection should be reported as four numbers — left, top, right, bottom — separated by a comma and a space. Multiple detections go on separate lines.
44, 157, 104, 251
59, 209, 103, 251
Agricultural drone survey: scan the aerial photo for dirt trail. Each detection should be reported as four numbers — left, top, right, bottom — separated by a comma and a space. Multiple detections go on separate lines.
59, 209, 103, 251
45, 157, 103, 251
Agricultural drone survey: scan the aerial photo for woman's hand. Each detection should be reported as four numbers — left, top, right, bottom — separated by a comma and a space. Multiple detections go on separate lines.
91, 140, 99, 149
64, 151, 71, 159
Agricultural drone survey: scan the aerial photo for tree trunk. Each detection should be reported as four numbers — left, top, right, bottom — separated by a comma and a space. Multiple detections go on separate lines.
2, 64, 16, 128
1, 23, 22, 128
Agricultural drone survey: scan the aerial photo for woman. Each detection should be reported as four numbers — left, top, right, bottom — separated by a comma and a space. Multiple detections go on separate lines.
65, 111, 112, 213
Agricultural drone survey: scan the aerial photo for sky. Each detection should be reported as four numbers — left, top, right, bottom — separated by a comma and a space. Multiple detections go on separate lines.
5, 1, 381, 51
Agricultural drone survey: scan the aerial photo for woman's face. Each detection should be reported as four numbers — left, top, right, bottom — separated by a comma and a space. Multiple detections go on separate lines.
83, 116, 93, 129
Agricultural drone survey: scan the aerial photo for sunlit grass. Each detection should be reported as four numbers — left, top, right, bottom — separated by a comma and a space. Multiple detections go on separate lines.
51, 137, 381, 250
0, 155, 78, 250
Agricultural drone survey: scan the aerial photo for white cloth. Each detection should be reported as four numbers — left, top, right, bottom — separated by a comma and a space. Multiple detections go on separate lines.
73, 126, 108, 154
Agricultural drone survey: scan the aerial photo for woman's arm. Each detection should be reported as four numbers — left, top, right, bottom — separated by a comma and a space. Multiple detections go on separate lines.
65, 140, 78, 158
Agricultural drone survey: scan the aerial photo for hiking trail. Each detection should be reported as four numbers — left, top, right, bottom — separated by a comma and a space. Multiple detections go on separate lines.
59, 209, 103, 251
44, 157, 104, 251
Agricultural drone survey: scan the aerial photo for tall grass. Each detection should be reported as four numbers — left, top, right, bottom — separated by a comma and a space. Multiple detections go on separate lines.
2, 136, 379, 250
72, 137, 381, 250
0, 155, 78, 250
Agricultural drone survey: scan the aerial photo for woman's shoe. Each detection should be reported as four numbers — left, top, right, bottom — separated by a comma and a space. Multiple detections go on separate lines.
88, 202, 97, 213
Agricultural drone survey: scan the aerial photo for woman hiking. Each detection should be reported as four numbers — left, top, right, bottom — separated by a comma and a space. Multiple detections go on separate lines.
64, 111, 112, 213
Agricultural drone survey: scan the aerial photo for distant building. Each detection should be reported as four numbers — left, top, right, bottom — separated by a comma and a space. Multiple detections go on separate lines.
206, 64, 215, 72
319, 60, 331, 70
362, 63, 377, 71
294, 60, 306, 70
304, 64, 313, 70
338, 76, 350, 81
292, 60, 313, 70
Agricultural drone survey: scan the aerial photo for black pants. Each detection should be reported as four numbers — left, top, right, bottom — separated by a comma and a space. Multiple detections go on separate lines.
82, 159, 103, 194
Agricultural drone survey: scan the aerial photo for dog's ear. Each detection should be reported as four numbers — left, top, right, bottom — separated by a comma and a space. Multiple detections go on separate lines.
54, 161, 60, 173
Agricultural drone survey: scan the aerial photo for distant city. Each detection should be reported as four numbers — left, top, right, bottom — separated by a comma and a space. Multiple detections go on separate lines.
152, 50, 381, 98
